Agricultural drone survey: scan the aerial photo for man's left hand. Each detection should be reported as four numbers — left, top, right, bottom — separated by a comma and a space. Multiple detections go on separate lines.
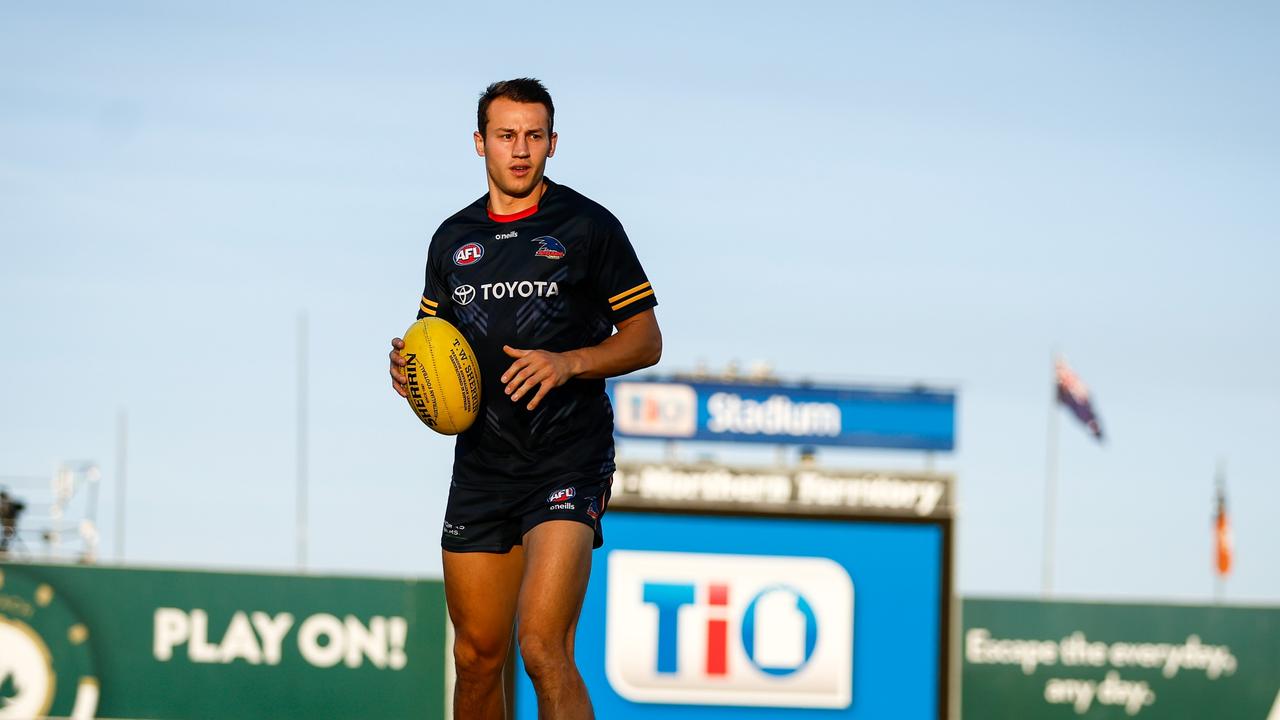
501, 346, 580, 411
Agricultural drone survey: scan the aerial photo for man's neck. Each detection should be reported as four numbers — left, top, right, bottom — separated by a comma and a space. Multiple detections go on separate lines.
487, 177, 547, 217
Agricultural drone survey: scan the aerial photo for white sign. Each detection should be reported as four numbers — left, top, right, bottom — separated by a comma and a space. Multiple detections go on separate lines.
614, 383, 697, 437
605, 550, 854, 708
152, 608, 409, 670
613, 463, 952, 518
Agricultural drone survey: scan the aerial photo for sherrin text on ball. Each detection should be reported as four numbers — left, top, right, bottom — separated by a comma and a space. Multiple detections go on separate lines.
401, 318, 481, 434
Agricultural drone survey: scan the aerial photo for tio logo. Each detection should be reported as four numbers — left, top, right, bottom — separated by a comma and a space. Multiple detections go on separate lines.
606, 550, 853, 708
643, 583, 817, 677
612, 382, 697, 438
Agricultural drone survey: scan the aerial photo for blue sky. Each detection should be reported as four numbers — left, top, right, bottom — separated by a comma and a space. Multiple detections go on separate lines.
1, 1, 1277, 602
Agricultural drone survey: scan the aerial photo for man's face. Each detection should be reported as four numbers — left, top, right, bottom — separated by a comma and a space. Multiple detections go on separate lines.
474, 97, 557, 200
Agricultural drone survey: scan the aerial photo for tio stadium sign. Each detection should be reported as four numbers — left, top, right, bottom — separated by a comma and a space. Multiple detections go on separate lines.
605, 550, 854, 708
608, 378, 955, 451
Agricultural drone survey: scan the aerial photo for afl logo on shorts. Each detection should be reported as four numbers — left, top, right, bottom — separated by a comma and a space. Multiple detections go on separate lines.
453, 242, 484, 266
532, 236, 566, 260
548, 487, 576, 503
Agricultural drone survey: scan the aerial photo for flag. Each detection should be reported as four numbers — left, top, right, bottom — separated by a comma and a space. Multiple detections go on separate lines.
1055, 357, 1104, 441
1215, 483, 1233, 577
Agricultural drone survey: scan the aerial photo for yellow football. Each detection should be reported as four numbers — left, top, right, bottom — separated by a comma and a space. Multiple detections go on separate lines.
401, 317, 481, 435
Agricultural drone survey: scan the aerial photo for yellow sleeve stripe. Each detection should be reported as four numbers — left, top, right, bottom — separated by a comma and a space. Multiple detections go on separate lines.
419, 301, 438, 316
421, 296, 439, 308
608, 281, 652, 304
610, 288, 655, 312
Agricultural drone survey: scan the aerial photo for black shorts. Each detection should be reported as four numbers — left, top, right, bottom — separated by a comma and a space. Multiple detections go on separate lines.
441, 475, 613, 553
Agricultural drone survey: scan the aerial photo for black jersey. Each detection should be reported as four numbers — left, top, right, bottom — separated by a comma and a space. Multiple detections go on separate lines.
417, 178, 658, 488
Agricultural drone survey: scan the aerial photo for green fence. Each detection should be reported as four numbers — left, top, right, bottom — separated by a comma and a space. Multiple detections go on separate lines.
0, 561, 446, 719
10, 564, 1277, 719
963, 597, 1280, 719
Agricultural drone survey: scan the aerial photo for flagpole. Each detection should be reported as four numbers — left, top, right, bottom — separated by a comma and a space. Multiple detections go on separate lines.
1214, 459, 1225, 605
1043, 352, 1060, 597
114, 409, 128, 562
296, 311, 309, 572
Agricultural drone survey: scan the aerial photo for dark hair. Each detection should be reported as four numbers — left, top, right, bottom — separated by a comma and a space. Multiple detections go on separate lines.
477, 78, 555, 138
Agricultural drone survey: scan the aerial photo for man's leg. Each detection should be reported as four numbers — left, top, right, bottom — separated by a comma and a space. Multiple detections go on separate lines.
517, 520, 595, 720
444, 547, 525, 720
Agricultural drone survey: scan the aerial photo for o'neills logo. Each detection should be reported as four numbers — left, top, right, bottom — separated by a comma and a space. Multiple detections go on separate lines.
706, 393, 841, 437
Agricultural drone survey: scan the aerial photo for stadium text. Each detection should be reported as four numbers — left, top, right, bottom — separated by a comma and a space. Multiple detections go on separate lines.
706, 393, 841, 437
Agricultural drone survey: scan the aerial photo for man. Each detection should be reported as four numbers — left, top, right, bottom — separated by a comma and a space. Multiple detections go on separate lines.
388, 78, 661, 719
0, 490, 24, 553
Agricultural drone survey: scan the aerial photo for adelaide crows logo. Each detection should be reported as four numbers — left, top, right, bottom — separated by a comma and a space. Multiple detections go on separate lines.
531, 236, 566, 260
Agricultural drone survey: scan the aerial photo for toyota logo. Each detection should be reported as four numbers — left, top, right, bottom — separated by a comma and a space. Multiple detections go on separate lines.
453, 284, 476, 306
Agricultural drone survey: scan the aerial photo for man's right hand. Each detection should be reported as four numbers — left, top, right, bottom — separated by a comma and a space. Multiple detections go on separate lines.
389, 337, 409, 398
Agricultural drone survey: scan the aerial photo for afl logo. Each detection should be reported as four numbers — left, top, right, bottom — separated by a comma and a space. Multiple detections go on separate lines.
453, 243, 484, 266
532, 236, 566, 260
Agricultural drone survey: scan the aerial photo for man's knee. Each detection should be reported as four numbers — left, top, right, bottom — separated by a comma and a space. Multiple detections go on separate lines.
518, 630, 572, 682
454, 630, 510, 680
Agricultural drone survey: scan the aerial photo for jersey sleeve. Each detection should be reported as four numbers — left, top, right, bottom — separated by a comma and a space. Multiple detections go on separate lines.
589, 215, 658, 325
416, 245, 454, 322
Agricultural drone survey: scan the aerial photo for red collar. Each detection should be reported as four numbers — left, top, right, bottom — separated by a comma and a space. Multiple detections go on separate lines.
487, 204, 539, 223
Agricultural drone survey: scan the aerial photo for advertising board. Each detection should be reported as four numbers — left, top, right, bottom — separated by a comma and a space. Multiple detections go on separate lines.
0, 562, 446, 719
514, 462, 955, 719
607, 378, 956, 450
611, 462, 952, 519
962, 598, 1280, 719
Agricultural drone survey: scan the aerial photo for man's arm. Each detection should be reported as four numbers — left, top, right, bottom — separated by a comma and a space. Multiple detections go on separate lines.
501, 308, 661, 411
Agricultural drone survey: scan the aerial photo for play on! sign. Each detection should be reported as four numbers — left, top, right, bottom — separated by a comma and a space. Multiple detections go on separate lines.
605, 550, 854, 708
